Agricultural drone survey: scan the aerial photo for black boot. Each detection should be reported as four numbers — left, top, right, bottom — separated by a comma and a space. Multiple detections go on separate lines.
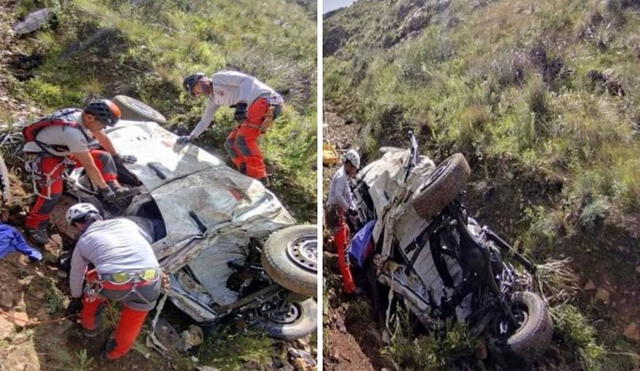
26, 227, 49, 245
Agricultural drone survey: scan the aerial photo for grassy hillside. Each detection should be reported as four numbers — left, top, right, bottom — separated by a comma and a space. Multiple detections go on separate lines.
325, 0, 640, 369
5, 0, 317, 221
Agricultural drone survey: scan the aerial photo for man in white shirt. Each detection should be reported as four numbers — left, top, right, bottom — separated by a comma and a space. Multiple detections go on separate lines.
178, 71, 284, 183
22, 99, 137, 244
64, 203, 161, 361
326, 149, 360, 294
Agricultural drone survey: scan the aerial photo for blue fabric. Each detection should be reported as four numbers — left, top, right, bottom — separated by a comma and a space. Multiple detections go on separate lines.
347, 220, 376, 267
0, 223, 43, 261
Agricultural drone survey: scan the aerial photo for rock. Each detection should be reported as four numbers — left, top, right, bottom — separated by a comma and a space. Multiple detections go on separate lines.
329, 348, 340, 362
13, 9, 53, 35
595, 288, 610, 303
12, 311, 29, 327
623, 323, 640, 342
0, 316, 14, 339
180, 324, 203, 351
292, 358, 313, 371
0, 289, 14, 309
584, 280, 596, 290
196, 367, 219, 371
56, 271, 68, 278
636, 265, 640, 274
18, 275, 34, 286
289, 348, 316, 366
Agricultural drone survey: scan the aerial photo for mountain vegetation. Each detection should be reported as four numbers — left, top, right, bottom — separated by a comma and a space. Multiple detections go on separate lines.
325, 0, 640, 369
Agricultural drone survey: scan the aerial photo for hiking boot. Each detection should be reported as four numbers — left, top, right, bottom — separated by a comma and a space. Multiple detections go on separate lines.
107, 181, 141, 199
25, 227, 50, 245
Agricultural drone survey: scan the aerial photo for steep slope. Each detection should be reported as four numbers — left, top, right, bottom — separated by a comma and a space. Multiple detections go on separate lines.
324, 0, 640, 369
4, 0, 317, 221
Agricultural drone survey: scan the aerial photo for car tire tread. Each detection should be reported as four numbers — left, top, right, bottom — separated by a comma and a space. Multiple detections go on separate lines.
261, 225, 317, 297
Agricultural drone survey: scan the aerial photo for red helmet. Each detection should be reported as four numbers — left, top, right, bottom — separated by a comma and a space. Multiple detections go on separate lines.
84, 99, 121, 126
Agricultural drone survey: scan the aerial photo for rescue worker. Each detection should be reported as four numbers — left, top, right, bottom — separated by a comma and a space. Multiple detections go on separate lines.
177, 71, 284, 184
64, 203, 161, 361
22, 99, 137, 245
326, 149, 360, 294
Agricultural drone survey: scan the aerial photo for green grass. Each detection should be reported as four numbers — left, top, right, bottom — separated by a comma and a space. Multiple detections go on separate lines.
9, 0, 317, 221
197, 330, 276, 370
325, 0, 640, 366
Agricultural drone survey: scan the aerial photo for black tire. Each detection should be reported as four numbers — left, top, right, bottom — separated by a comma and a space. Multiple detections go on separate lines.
261, 225, 317, 297
112, 95, 167, 124
506, 291, 554, 362
0, 154, 9, 204
410, 153, 470, 219
262, 298, 317, 341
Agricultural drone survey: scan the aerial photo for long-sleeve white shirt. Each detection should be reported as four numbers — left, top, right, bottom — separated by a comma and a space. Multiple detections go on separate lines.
69, 218, 159, 298
189, 70, 283, 138
326, 166, 355, 211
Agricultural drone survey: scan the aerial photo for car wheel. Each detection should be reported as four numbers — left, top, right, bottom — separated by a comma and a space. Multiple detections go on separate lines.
112, 95, 167, 124
261, 225, 317, 297
491, 291, 553, 363
410, 153, 470, 219
0, 154, 9, 204
261, 298, 317, 341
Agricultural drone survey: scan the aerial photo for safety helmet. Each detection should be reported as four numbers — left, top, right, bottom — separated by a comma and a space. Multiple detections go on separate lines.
66, 203, 100, 225
183, 72, 206, 95
84, 99, 121, 127
344, 149, 360, 169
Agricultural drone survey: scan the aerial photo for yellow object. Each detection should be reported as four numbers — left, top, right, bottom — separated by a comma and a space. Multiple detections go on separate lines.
323, 142, 339, 167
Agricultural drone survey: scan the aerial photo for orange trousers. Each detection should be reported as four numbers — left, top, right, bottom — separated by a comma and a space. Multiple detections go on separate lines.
224, 98, 270, 180
333, 221, 356, 294
80, 270, 158, 360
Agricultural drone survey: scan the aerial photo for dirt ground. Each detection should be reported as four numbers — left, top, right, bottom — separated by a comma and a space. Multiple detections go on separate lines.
322, 109, 382, 370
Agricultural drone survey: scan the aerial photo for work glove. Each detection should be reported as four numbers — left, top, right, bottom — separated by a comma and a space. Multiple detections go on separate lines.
114, 154, 137, 164
66, 298, 83, 317
234, 103, 248, 123
99, 187, 116, 202
176, 136, 191, 145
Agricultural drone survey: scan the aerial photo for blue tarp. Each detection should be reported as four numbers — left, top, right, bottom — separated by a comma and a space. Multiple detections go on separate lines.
0, 223, 43, 261
347, 220, 376, 267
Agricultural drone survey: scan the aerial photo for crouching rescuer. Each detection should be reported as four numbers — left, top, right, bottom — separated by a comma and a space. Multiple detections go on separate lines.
22, 99, 138, 245
65, 203, 162, 361
178, 71, 284, 184
326, 149, 360, 294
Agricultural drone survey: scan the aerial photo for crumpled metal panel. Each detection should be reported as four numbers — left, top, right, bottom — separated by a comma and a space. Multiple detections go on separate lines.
105, 120, 295, 314
186, 233, 250, 306
106, 120, 223, 190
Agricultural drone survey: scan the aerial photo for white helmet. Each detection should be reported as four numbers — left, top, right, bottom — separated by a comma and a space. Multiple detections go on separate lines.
66, 203, 100, 224
344, 149, 360, 169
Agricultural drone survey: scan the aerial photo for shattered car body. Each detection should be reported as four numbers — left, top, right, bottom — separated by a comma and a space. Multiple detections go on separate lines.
58, 119, 317, 340
348, 133, 553, 364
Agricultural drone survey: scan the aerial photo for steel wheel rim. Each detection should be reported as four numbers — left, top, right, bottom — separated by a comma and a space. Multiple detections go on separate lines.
286, 235, 317, 273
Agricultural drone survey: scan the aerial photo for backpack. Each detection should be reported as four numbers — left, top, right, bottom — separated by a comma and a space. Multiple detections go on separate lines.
23, 108, 89, 155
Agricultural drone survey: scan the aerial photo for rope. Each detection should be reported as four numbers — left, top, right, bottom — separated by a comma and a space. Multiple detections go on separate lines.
0, 309, 75, 327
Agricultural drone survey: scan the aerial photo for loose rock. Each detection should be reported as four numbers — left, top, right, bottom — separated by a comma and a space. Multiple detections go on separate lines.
595, 288, 610, 303
623, 323, 640, 342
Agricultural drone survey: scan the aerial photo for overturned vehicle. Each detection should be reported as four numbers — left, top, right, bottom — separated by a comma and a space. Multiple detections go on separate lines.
14, 97, 318, 341
347, 132, 553, 365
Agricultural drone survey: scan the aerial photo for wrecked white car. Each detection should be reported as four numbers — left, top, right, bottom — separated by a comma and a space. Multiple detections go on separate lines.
2, 98, 317, 341
347, 132, 552, 366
